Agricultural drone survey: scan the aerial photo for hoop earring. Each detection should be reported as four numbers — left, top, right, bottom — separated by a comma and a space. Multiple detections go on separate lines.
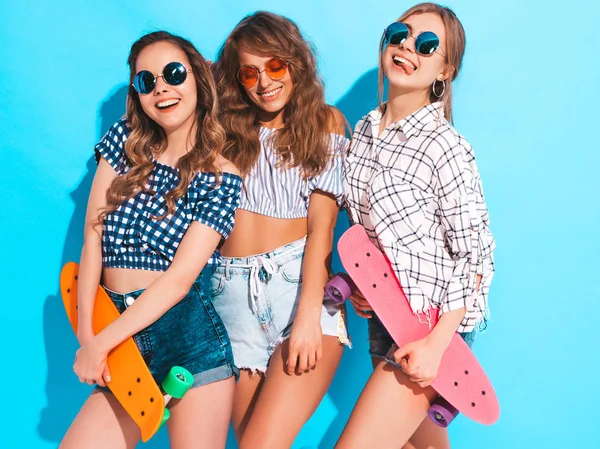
432, 79, 446, 98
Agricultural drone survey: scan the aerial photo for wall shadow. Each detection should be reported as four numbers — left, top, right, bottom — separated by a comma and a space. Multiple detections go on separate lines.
315, 67, 380, 449
335, 68, 380, 130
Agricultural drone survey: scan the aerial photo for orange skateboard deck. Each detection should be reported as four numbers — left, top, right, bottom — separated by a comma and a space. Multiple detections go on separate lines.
60, 262, 167, 442
331, 225, 500, 425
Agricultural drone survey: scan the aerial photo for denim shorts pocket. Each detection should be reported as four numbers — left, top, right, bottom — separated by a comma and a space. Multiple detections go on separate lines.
132, 328, 153, 366
460, 330, 476, 349
209, 271, 226, 298
280, 254, 303, 284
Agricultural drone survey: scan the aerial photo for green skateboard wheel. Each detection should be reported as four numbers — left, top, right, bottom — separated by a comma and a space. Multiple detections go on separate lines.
161, 366, 193, 399
160, 407, 171, 428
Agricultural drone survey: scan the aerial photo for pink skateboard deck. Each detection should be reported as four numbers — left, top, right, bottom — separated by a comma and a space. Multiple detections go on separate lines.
335, 225, 499, 425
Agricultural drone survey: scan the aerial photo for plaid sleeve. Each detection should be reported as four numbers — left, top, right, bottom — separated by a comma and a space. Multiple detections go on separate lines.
307, 134, 348, 207
434, 136, 494, 323
192, 174, 242, 239
94, 119, 130, 174
463, 137, 496, 328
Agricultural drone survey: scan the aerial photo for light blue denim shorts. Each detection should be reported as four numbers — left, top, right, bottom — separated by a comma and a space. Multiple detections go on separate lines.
209, 236, 351, 373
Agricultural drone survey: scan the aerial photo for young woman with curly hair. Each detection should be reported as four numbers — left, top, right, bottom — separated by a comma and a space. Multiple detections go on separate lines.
59, 31, 241, 449
211, 11, 351, 449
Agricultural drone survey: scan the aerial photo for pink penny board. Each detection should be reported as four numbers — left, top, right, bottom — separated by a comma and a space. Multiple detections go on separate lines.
338, 224, 499, 425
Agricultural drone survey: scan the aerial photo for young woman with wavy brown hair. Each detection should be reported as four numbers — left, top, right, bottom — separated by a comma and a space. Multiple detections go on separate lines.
210, 11, 350, 449
337, 3, 495, 449
59, 31, 242, 449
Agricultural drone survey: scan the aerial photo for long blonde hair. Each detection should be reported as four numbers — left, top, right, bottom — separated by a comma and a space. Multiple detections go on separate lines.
378, 3, 466, 121
213, 11, 335, 178
99, 31, 225, 222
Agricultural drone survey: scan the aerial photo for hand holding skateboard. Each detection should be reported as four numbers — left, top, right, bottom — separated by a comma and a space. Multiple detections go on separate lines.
326, 225, 500, 427
60, 262, 194, 442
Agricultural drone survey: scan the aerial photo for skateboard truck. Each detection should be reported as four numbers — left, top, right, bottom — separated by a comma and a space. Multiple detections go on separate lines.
159, 366, 194, 426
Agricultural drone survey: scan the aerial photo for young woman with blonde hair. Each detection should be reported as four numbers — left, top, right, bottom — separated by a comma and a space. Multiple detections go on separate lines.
338, 3, 496, 448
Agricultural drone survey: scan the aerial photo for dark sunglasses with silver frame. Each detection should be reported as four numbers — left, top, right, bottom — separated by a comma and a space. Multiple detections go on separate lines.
132, 61, 192, 95
382, 22, 446, 58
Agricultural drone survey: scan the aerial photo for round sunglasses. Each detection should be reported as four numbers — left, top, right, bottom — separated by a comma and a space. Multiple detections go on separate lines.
132, 62, 191, 95
383, 22, 446, 57
237, 57, 289, 88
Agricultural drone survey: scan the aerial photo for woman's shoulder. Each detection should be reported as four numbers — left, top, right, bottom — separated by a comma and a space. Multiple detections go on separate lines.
192, 156, 242, 188
351, 106, 381, 135
190, 156, 242, 200
325, 105, 348, 136
216, 155, 241, 179
105, 117, 130, 137
420, 120, 476, 170
429, 119, 472, 152
94, 117, 131, 172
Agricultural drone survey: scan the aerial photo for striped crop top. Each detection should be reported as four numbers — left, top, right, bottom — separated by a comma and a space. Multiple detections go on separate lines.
95, 120, 242, 271
240, 127, 349, 219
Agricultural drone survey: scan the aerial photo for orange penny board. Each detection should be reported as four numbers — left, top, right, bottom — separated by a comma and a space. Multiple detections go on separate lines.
60, 262, 165, 442
338, 225, 500, 425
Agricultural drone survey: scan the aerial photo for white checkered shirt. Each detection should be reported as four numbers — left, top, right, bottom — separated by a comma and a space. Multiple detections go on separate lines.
344, 102, 495, 332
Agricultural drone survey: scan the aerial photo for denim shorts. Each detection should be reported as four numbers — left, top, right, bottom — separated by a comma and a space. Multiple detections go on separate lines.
209, 236, 351, 373
98, 278, 238, 392
368, 313, 475, 368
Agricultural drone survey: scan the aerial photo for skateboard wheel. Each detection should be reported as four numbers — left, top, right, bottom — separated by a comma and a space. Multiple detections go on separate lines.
325, 273, 356, 304
162, 366, 193, 399
160, 407, 171, 428
428, 397, 459, 427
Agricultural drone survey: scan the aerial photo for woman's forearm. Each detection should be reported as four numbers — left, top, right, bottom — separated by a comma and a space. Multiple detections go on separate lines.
427, 307, 466, 349
428, 274, 482, 349
93, 268, 190, 353
297, 193, 339, 319
298, 221, 335, 317
77, 233, 103, 335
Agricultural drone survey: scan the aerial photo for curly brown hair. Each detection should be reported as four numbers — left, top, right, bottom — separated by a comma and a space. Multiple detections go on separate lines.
100, 31, 224, 222
378, 3, 466, 122
213, 11, 336, 178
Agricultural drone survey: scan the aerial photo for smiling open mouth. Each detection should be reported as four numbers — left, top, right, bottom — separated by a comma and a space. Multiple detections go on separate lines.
156, 99, 180, 111
258, 87, 282, 98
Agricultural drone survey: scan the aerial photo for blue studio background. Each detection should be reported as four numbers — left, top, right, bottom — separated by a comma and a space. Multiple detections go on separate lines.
2, 0, 599, 448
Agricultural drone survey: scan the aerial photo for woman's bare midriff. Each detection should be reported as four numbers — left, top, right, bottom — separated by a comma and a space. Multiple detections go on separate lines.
101, 210, 306, 293
220, 209, 307, 257
102, 267, 162, 294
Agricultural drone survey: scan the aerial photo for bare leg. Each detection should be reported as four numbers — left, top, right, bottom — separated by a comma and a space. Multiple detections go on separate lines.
230, 370, 265, 440
59, 390, 140, 449
167, 376, 235, 449
335, 362, 437, 449
403, 417, 450, 449
371, 356, 450, 448
371, 357, 450, 449
239, 336, 343, 449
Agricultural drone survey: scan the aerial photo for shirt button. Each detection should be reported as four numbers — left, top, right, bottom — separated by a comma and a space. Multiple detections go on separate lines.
125, 296, 135, 307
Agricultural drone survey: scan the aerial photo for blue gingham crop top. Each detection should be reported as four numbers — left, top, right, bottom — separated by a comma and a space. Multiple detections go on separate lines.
94, 120, 243, 271
240, 127, 350, 219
